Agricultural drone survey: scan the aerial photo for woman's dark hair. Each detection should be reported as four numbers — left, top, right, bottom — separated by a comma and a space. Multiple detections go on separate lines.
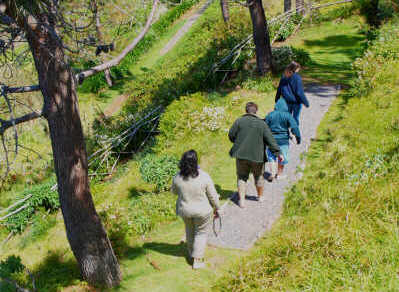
285, 61, 301, 73
179, 150, 199, 180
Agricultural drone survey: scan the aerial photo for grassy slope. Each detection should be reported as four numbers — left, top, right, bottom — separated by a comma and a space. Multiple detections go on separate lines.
215, 17, 399, 292
1, 2, 286, 292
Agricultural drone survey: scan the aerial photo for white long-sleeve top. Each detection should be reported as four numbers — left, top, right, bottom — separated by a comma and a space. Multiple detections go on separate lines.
171, 169, 220, 218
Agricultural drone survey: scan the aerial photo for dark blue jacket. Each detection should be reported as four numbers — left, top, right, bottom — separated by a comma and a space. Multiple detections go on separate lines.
275, 73, 309, 107
265, 98, 301, 145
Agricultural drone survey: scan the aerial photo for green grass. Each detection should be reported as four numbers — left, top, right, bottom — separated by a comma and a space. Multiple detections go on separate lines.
0, 4, 372, 292
215, 17, 399, 292
284, 16, 366, 85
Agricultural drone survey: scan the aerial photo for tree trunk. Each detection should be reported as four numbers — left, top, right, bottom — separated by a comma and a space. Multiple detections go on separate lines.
284, 0, 292, 13
248, 0, 273, 75
296, 0, 305, 15
368, 0, 381, 27
220, 0, 230, 23
24, 15, 121, 288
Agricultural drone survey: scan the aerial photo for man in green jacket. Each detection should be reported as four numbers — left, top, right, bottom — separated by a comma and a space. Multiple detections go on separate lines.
228, 102, 281, 207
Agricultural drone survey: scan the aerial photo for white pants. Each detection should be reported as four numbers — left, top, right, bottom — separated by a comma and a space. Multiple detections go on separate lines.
182, 213, 212, 259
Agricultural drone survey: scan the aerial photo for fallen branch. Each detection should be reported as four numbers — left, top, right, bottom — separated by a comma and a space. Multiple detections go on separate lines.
77, 0, 159, 83
0, 203, 29, 221
0, 231, 13, 247
0, 194, 32, 215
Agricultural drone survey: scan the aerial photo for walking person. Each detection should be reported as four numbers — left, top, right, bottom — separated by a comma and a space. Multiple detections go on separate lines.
171, 150, 220, 269
228, 102, 281, 207
275, 61, 309, 126
265, 98, 301, 180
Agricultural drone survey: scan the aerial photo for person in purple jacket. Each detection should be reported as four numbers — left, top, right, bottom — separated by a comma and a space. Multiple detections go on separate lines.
275, 61, 309, 126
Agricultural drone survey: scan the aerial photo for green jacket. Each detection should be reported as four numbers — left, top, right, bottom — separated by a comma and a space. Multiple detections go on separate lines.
228, 113, 280, 163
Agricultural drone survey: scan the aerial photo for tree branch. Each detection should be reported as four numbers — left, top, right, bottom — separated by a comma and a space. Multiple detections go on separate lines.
6, 86, 40, 94
4, 0, 159, 92
0, 111, 42, 135
76, 0, 159, 83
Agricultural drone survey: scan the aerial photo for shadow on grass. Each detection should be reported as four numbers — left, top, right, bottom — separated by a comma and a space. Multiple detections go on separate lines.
302, 34, 366, 86
33, 250, 82, 292
143, 241, 191, 265
128, 187, 152, 199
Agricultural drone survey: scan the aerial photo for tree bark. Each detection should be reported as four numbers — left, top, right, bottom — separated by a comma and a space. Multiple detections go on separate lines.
284, 0, 292, 13
23, 14, 121, 288
296, 0, 305, 15
220, 0, 230, 23
247, 0, 273, 75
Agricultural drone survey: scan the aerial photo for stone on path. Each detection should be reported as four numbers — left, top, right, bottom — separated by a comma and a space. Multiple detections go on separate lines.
207, 84, 340, 250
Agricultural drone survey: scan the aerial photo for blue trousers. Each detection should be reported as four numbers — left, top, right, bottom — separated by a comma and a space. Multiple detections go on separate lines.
288, 103, 302, 126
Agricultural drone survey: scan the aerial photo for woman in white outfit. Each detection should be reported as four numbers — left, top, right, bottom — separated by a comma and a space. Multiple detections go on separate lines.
171, 150, 220, 269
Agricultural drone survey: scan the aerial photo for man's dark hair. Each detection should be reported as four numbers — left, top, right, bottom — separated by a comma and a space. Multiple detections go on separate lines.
245, 102, 258, 114
179, 149, 199, 180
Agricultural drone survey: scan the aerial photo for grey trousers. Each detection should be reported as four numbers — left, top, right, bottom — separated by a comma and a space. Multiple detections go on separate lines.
183, 213, 212, 259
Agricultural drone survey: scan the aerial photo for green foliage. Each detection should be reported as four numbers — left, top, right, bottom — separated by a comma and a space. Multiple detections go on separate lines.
242, 75, 274, 92
79, 0, 201, 93
269, 13, 303, 42
139, 154, 179, 192
3, 179, 59, 233
216, 17, 399, 292
311, 3, 356, 23
19, 210, 57, 248
128, 192, 175, 235
98, 202, 131, 257
87, 5, 253, 168
355, 0, 395, 27
272, 46, 312, 72
0, 256, 24, 278
0, 256, 27, 292
352, 19, 399, 96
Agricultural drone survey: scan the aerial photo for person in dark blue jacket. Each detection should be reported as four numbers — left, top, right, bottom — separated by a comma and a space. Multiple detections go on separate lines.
275, 61, 309, 126
265, 98, 301, 179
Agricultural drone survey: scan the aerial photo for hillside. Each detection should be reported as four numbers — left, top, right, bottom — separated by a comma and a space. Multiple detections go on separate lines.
1, 0, 397, 291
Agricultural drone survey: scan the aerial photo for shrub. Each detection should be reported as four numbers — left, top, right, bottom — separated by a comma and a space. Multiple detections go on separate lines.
139, 154, 179, 192
98, 202, 131, 257
272, 46, 312, 72
242, 75, 274, 92
2, 179, 59, 233
355, 0, 394, 27
0, 256, 28, 292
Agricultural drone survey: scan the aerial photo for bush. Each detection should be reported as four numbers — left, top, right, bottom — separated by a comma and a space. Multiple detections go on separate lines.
98, 202, 131, 257
355, 0, 395, 27
139, 154, 179, 192
242, 75, 274, 92
272, 46, 312, 72
0, 256, 28, 292
2, 179, 59, 233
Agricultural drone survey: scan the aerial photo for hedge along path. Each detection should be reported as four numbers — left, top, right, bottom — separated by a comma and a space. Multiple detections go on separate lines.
208, 84, 340, 249
103, 0, 212, 117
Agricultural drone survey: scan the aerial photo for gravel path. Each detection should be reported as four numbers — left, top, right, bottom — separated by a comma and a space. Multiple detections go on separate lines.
207, 84, 340, 250
159, 0, 213, 56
